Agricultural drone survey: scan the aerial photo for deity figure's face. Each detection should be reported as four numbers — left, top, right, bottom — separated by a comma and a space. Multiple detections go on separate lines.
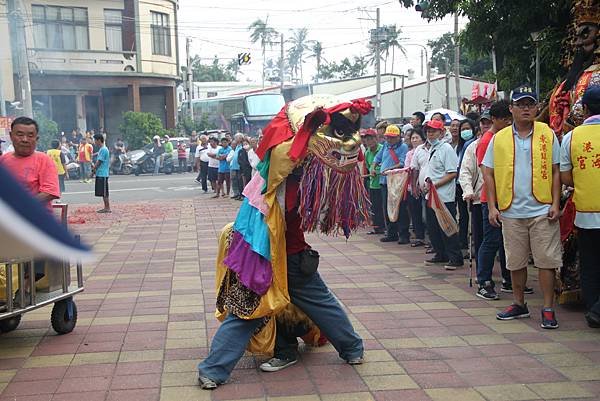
575, 22, 599, 57
307, 121, 361, 173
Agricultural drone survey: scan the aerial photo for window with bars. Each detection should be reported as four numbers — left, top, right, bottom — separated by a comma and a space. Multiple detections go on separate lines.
151, 11, 171, 56
104, 9, 123, 51
32, 4, 89, 50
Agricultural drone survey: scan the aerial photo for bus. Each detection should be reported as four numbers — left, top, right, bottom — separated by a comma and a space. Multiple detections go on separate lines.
191, 93, 285, 136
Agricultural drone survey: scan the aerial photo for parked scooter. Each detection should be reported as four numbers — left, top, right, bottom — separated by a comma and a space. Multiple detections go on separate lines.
111, 153, 133, 175
133, 150, 173, 175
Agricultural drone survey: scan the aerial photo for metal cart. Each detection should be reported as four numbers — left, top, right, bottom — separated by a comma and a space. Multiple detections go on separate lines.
0, 204, 84, 334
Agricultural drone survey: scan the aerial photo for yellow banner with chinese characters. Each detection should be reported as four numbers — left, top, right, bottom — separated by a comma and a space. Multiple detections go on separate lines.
571, 124, 600, 212
494, 122, 554, 211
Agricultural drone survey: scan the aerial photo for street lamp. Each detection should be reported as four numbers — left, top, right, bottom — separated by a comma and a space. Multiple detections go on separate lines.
530, 31, 542, 101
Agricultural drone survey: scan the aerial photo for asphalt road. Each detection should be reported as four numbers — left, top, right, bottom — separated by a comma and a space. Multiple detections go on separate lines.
60, 172, 209, 204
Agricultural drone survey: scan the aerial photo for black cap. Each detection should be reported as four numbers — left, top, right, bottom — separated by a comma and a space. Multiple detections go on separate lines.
510, 84, 537, 102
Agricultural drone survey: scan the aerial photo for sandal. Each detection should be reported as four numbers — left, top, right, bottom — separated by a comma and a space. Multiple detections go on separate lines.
411, 240, 426, 247
425, 248, 436, 254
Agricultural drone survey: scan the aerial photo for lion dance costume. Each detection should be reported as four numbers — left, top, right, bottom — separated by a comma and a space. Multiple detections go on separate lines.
546, 0, 599, 304
198, 94, 372, 386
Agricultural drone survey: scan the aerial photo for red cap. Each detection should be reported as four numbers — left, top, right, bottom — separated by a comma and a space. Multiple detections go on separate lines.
424, 120, 445, 130
360, 128, 377, 137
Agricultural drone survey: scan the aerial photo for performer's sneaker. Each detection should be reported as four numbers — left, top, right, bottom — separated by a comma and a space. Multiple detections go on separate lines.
497, 303, 530, 320
347, 357, 364, 365
476, 282, 499, 300
540, 308, 559, 329
260, 357, 298, 372
197, 374, 218, 390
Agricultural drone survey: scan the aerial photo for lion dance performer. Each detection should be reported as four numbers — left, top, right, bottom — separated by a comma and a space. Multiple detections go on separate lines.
197, 94, 372, 389
545, 0, 599, 304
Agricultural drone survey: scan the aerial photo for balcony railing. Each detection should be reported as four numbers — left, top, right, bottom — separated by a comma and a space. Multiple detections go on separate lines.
28, 49, 137, 74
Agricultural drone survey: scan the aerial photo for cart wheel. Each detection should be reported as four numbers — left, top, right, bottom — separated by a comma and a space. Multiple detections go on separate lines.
0, 315, 21, 333
51, 298, 77, 335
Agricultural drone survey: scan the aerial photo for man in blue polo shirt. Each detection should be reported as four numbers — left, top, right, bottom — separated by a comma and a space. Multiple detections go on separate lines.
372, 124, 410, 243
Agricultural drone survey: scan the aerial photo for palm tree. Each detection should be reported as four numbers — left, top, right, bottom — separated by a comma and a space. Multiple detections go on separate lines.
308, 41, 324, 82
287, 28, 310, 83
248, 18, 279, 88
383, 27, 405, 74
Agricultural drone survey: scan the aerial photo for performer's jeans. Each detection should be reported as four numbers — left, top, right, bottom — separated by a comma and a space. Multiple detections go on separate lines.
426, 201, 462, 264
477, 203, 510, 286
381, 184, 410, 240
408, 194, 425, 240
369, 187, 385, 230
577, 228, 600, 315
198, 252, 364, 383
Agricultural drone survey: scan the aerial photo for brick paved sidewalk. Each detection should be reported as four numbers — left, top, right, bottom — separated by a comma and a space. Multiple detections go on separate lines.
1, 198, 599, 401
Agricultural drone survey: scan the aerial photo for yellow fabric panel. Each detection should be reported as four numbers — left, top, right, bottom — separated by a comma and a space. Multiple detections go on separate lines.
530, 122, 553, 205
492, 126, 515, 211
571, 124, 600, 211
493, 122, 553, 211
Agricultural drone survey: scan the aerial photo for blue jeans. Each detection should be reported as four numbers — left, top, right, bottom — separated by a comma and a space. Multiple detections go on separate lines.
477, 203, 510, 286
198, 252, 364, 383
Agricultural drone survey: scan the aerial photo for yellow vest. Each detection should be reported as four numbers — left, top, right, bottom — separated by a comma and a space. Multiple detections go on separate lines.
570, 124, 600, 212
47, 149, 65, 175
493, 122, 554, 211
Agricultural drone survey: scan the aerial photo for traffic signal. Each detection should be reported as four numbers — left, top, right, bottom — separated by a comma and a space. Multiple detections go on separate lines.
238, 53, 251, 66
415, 1, 431, 18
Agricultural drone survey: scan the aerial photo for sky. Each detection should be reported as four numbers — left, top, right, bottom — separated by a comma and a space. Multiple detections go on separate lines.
177, 0, 467, 83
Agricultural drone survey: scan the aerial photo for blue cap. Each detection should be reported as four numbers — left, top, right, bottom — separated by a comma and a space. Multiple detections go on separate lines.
582, 85, 600, 105
510, 84, 537, 102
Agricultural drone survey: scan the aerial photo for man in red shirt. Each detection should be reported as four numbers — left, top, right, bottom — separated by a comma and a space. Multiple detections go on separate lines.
0, 117, 60, 206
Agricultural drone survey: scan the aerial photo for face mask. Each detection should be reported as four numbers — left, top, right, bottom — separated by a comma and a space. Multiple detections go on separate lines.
428, 138, 439, 146
460, 129, 474, 141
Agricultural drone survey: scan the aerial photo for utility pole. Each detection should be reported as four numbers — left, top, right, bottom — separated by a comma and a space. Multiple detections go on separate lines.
0, 67, 6, 117
420, 49, 424, 77
400, 74, 405, 118
445, 59, 450, 109
279, 33, 284, 93
185, 37, 193, 120
8, 0, 33, 118
375, 7, 381, 121
453, 13, 461, 111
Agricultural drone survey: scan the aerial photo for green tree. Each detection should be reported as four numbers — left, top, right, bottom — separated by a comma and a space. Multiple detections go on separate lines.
33, 111, 58, 151
287, 28, 310, 83
428, 32, 493, 78
248, 18, 279, 86
190, 56, 236, 82
319, 56, 368, 80
382, 27, 406, 74
119, 111, 165, 150
399, 0, 571, 98
177, 113, 215, 135
309, 41, 325, 82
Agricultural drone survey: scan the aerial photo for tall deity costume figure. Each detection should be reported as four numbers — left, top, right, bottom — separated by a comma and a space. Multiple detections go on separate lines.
197, 94, 373, 388
545, 0, 600, 304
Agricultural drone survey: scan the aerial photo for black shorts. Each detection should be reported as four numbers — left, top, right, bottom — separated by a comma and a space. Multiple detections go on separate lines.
95, 177, 109, 197
208, 167, 218, 182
